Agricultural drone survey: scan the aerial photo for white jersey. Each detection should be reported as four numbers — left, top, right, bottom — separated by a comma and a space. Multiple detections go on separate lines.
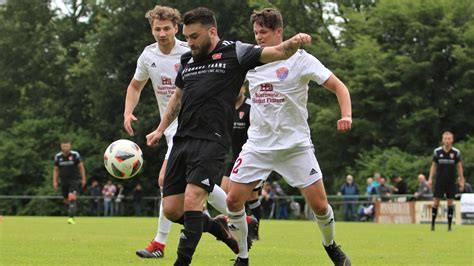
245, 49, 332, 150
133, 38, 189, 140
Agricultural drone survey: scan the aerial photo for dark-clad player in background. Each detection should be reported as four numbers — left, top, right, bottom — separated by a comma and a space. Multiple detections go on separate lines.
146, 7, 312, 266
220, 84, 261, 240
428, 131, 465, 231
53, 140, 86, 224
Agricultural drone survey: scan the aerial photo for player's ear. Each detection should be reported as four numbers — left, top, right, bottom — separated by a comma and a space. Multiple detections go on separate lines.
208, 26, 217, 38
276, 27, 283, 37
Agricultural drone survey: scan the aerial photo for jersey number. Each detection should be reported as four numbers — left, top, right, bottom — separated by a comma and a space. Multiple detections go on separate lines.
232, 158, 243, 174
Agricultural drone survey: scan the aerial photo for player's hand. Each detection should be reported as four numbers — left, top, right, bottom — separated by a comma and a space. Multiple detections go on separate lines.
289, 33, 312, 47
53, 181, 58, 191
427, 179, 432, 188
337, 117, 352, 132
123, 113, 138, 136
146, 129, 163, 147
459, 182, 465, 192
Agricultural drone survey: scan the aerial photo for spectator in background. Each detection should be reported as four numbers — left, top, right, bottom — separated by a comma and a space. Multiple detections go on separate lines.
133, 183, 144, 216
373, 173, 382, 187
391, 176, 408, 195
88, 180, 101, 216
414, 174, 432, 200
260, 182, 275, 219
114, 183, 125, 216
289, 197, 301, 219
366, 177, 374, 195
373, 178, 391, 202
102, 180, 116, 216
338, 175, 359, 221
273, 181, 289, 219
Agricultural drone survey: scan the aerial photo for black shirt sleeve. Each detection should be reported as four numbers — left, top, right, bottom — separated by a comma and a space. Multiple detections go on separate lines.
432, 149, 438, 164
235, 41, 263, 71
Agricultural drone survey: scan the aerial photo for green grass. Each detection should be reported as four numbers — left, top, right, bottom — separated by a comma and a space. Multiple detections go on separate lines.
0, 216, 473, 265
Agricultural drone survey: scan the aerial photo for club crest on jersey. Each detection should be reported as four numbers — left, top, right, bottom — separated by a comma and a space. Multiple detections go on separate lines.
276, 67, 289, 81
260, 83, 273, 91
69, 156, 73, 160
212, 53, 222, 60
161, 77, 172, 85
174, 63, 180, 72
450, 153, 454, 159
239, 111, 245, 120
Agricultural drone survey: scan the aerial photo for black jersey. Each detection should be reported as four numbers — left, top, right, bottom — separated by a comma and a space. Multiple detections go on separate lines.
432, 146, 461, 183
175, 40, 263, 148
54, 151, 81, 183
230, 99, 251, 161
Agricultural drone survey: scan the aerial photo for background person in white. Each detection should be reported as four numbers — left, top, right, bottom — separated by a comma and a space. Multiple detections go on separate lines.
123, 5, 228, 259
226, 8, 352, 266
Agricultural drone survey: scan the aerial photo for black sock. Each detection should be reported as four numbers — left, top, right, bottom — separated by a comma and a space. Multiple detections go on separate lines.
68, 200, 76, 218
447, 205, 454, 229
202, 213, 226, 240
431, 206, 438, 228
248, 199, 262, 221
175, 211, 203, 266
173, 215, 185, 225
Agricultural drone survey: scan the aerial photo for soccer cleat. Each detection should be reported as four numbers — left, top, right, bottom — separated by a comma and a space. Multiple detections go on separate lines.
247, 216, 259, 241
233, 257, 249, 266
214, 215, 240, 254
135, 241, 164, 258
324, 242, 351, 266
67, 218, 76, 224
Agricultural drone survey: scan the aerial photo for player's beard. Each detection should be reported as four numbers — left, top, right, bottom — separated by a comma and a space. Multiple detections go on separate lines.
191, 37, 212, 61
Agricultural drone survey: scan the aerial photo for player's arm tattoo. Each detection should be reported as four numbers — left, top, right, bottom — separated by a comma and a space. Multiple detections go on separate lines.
167, 101, 181, 123
282, 39, 298, 58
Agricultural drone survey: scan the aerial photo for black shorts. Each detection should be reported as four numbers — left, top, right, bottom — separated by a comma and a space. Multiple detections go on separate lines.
61, 181, 80, 199
163, 137, 226, 197
433, 179, 456, 199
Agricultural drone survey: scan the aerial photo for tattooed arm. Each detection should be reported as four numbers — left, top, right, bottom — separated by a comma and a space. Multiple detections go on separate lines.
259, 33, 312, 64
146, 87, 183, 146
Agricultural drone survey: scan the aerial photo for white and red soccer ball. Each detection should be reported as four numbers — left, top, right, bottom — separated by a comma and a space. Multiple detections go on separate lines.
103, 139, 143, 179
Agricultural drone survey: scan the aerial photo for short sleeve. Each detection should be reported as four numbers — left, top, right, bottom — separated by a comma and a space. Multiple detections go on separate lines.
175, 68, 184, 89
432, 150, 438, 164
54, 155, 59, 166
235, 41, 263, 71
74, 152, 82, 165
300, 51, 332, 85
133, 52, 149, 81
455, 150, 461, 163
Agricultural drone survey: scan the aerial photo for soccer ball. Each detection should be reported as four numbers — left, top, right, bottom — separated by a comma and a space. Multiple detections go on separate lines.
103, 139, 143, 179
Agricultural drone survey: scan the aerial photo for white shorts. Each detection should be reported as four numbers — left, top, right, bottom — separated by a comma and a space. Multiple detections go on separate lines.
164, 133, 174, 160
229, 146, 323, 188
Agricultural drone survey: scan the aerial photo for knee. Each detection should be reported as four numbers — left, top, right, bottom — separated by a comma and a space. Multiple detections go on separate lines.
163, 202, 181, 221
313, 203, 328, 216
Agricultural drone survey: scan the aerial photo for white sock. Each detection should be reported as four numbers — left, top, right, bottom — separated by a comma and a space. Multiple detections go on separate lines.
315, 204, 335, 247
228, 208, 248, 258
154, 191, 172, 244
207, 185, 228, 215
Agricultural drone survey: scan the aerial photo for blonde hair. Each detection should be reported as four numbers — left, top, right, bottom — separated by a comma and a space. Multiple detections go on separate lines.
145, 5, 181, 26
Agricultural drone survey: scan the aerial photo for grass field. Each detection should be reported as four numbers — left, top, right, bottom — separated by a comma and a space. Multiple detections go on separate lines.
0, 216, 473, 265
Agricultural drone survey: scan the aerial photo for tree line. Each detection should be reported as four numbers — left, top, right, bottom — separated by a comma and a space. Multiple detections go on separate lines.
0, 0, 472, 215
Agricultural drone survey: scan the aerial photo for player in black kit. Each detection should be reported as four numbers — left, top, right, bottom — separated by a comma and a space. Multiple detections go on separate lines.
53, 140, 87, 224
146, 7, 312, 266
428, 131, 465, 231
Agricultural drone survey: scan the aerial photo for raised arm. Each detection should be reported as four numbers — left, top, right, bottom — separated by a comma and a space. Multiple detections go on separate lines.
123, 78, 148, 136
322, 74, 352, 132
259, 33, 312, 64
146, 87, 183, 146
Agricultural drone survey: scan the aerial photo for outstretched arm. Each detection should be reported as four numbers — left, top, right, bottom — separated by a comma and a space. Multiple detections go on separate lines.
124, 78, 148, 136
146, 87, 183, 146
259, 33, 312, 63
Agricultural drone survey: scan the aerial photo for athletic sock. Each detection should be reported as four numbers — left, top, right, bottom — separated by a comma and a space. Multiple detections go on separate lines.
207, 185, 228, 215
175, 211, 203, 266
228, 208, 248, 259
68, 200, 76, 218
248, 199, 262, 221
154, 191, 172, 246
315, 205, 335, 247
447, 205, 454, 230
431, 205, 438, 229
